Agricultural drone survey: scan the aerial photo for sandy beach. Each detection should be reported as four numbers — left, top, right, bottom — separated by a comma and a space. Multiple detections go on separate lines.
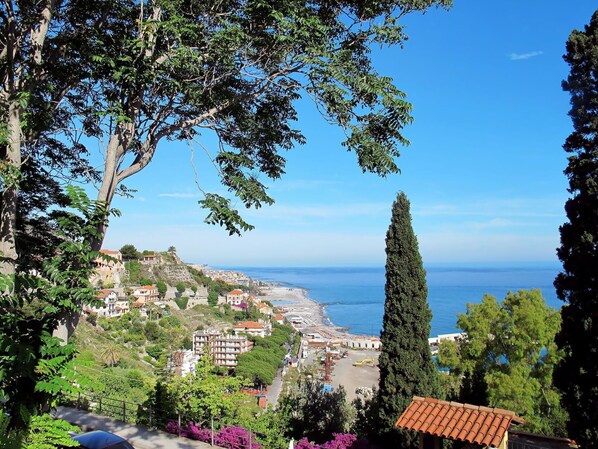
259, 284, 380, 399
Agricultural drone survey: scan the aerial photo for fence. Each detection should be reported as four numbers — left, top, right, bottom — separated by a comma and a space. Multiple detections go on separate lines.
60, 391, 265, 449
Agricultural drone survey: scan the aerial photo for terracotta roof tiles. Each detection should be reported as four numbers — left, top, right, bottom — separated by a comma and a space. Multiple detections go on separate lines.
395, 397, 523, 448
234, 321, 263, 329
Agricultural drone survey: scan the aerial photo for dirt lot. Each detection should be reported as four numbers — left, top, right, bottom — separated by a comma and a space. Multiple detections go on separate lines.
330, 349, 380, 401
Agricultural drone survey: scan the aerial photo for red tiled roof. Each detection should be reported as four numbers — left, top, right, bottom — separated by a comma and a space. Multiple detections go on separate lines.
234, 321, 263, 329
96, 289, 114, 299
228, 289, 244, 295
395, 397, 524, 448
100, 249, 121, 255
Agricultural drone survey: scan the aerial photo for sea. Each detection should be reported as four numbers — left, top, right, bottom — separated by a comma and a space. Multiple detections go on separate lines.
220, 263, 563, 338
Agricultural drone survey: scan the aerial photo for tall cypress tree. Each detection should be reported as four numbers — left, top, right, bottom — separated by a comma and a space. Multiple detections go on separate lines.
378, 192, 438, 447
554, 10, 598, 449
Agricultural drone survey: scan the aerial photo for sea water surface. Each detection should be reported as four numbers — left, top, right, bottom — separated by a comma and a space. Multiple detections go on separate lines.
222, 263, 562, 337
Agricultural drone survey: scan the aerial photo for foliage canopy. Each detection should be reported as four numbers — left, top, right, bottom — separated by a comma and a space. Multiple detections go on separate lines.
554, 9, 598, 448
377, 192, 438, 447
437, 290, 566, 436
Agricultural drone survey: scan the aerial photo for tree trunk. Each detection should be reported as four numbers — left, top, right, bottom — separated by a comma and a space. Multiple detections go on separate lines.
0, 100, 22, 277
91, 133, 123, 251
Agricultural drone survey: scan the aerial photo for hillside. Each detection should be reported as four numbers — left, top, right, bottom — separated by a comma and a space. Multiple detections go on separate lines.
71, 252, 266, 412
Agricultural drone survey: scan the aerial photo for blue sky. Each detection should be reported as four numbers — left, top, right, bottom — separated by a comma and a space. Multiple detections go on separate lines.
101, 1, 597, 267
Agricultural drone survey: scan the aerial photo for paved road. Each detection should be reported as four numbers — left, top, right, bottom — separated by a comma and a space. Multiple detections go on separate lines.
56, 406, 219, 449
265, 368, 284, 408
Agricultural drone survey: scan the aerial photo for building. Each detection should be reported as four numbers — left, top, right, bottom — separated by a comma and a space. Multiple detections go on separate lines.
428, 332, 465, 355
395, 397, 524, 449
342, 336, 381, 350
169, 350, 200, 377
234, 321, 268, 338
140, 253, 161, 265
226, 289, 247, 305
192, 330, 253, 367
115, 298, 130, 315
256, 302, 273, 317
96, 249, 125, 272
132, 285, 159, 304
94, 249, 125, 286
89, 289, 118, 317
273, 313, 285, 325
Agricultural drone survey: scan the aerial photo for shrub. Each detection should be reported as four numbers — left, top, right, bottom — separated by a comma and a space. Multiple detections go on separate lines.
175, 296, 189, 310
146, 344, 165, 360
165, 422, 261, 449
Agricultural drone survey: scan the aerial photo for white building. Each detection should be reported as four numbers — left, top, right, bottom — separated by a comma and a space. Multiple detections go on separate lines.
342, 336, 381, 350
226, 289, 247, 306
90, 289, 118, 317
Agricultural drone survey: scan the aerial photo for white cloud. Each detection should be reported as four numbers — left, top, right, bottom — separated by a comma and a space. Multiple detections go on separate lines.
508, 51, 543, 61
158, 192, 199, 198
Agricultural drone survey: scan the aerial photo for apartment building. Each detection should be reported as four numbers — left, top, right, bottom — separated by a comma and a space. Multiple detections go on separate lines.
192, 330, 253, 368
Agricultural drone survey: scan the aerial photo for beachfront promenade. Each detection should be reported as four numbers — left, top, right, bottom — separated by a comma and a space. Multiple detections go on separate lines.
56, 406, 219, 449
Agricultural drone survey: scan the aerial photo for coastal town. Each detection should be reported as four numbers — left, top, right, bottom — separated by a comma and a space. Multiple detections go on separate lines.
2, 3, 596, 448
87, 246, 468, 408
90, 248, 380, 396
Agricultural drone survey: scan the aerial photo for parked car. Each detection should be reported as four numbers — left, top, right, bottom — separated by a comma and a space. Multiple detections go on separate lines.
72, 430, 135, 449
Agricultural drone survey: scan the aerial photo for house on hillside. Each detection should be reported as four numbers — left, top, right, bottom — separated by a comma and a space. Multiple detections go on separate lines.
395, 397, 525, 449
96, 249, 125, 271
257, 302, 273, 317
88, 289, 118, 317
94, 249, 125, 286
234, 320, 269, 338
140, 253, 161, 265
226, 289, 247, 305
132, 285, 159, 304
247, 294, 260, 304
273, 313, 285, 325
115, 297, 130, 315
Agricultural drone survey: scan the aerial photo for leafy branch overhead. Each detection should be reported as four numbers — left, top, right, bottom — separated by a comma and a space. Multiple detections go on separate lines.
68, 0, 452, 237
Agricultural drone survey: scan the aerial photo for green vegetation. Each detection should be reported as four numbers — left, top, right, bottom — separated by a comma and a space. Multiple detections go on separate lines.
120, 244, 140, 260
377, 192, 438, 447
437, 290, 566, 436
124, 260, 143, 285
278, 379, 353, 444
554, 10, 598, 449
175, 296, 189, 310
156, 281, 167, 298
70, 308, 197, 411
0, 187, 114, 432
235, 325, 294, 386
152, 356, 251, 425
0, 414, 80, 449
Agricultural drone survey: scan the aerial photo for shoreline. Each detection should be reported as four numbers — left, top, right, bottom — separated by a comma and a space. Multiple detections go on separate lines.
257, 283, 374, 339
258, 283, 381, 400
